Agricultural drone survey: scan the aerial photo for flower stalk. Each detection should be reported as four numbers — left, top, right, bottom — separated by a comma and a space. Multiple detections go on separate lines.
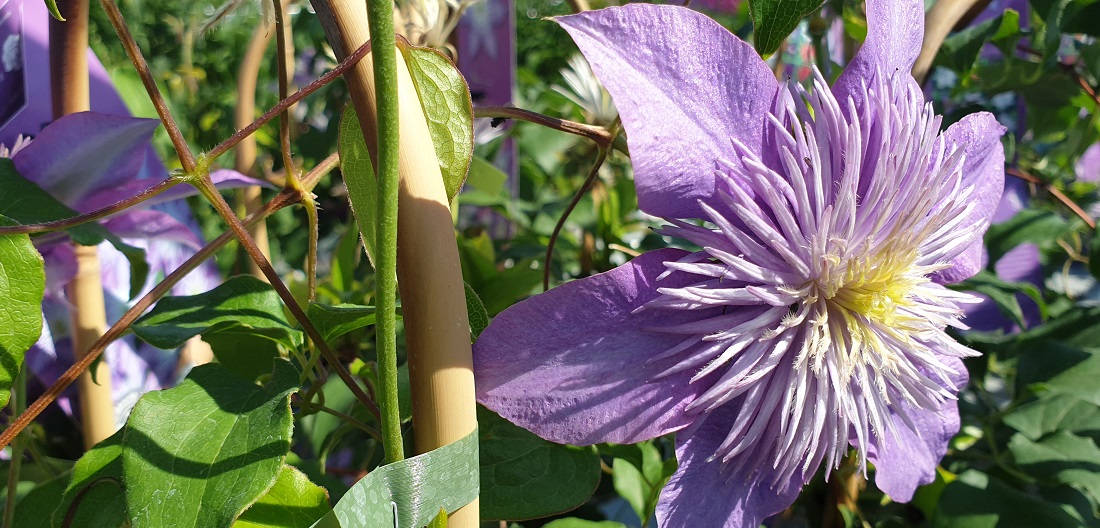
310, 0, 478, 523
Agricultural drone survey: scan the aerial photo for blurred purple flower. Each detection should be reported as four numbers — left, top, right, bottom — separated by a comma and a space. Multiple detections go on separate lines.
1, 0, 259, 427
474, 2, 1005, 526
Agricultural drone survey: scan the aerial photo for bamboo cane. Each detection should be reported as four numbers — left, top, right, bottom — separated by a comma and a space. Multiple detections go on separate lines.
235, 21, 274, 280
50, 0, 116, 449
310, 0, 479, 524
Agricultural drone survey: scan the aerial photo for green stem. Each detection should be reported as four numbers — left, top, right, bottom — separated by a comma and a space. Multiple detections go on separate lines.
366, 0, 404, 464
3, 368, 26, 528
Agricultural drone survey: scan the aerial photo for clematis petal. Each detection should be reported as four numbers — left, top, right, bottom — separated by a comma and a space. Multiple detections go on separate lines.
657, 405, 803, 528
931, 112, 1006, 284
833, 0, 924, 107
557, 4, 778, 220
474, 248, 720, 445
81, 168, 268, 213
11, 112, 160, 204
102, 210, 204, 251
865, 354, 968, 501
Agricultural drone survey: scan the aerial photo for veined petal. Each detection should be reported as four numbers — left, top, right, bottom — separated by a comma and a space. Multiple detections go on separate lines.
474, 249, 718, 445
928, 112, 1006, 284
657, 406, 803, 528
865, 354, 968, 501
11, 112, 160, 204
557, 4, 778, 219
102, 210, 204, 251
832, 0, 924, 109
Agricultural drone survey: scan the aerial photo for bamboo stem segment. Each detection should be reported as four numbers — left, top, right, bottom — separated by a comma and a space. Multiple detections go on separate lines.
310, 0, 479, 523
67, 245, 117, 449
235, 22, 274, 280
50, 0, 116, 449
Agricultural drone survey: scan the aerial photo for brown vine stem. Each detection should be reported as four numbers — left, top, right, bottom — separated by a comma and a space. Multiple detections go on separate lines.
1006, 167, 1096, 228
193, 175, 381, 426
474, 105, 612, 148
208, 39, 374, 162
544, 147, 609, 291
0, 177, 180, 236
99, 0, 196, 172
0, 154, 353, 452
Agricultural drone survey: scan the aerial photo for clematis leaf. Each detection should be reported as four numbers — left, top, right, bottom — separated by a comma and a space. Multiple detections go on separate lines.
935, 9, 1022, 83
1009, 431, 1100, 504
44, 0, 65, 20
123, 361, 298, 528
131, 276, 302, 381
338, 104, 379, 266
11, 473, 71, 527
306, 302, 377, 344
233, 465, 331, 528
953, 270, 1046, 329
0, 159, 149, 298
398, 42, 474, 202
748, 0, 825, 57
934, 470, 1086, 527
478, 406, 600, 521
0, 214, 45, 410
985, 208, 1072, 264
464, 282, 488, 341
1005, 393, 1100, 443
54, 430, 127, 527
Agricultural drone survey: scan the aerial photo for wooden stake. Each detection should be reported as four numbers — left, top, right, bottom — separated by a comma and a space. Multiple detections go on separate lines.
234, 22, 274, 281
50, 0, 116, 449
310, 0, 479, 524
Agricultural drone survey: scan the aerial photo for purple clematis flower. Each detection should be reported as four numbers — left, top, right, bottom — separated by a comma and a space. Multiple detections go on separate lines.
474, 2, 1006, 526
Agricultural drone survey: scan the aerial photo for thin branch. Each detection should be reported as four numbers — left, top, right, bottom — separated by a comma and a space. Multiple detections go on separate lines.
0, 190, 297, 452
544, 147, 610, 291
474, 106, 612, 148
99, 0, 197, 172
0, 178, 180, 236
294, 401, 382, 441
192, 176, 382, 427
207, 38, 374, 161
1007, 167, 1096, 228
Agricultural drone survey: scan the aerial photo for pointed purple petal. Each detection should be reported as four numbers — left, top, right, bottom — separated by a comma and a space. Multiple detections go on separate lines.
81, 168, 269, 212
11, 112, 160, 204
557, 5, 778, 219
931, 112, 1006, 284
102, 210, 203, 250
657, 405, 802, 527
1076, 143, 1100, 182
474, 248, 718, 445
833, 0, 924, 107
866, 355, 968, 501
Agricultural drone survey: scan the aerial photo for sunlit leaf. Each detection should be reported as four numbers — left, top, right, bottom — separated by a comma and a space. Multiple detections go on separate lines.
234, 465, 330, 528
748, 0, 824, 57
0, 214, 44, 409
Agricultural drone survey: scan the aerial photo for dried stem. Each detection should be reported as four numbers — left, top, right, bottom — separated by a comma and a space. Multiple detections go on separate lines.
474, 106, 612, 148
0, 177, 180, 236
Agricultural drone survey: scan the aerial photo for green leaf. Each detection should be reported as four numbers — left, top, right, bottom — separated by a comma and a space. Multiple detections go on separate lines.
330, 224, 362, 292
306, 303, 377, 344
0, 215, 45, 410
310, 427, 479, 528
398, 42, 474, 202
1010, 432, 1100, 503
44, 0, 65, 20
463, 282, 488, 341
604, 441, 671, 523
1090, 225, 1100, 281
55, 430, 127, 528
543, 520, 627, 528
132, 275, 302, 381
1017, 344, 1100, 404
11, 473, 71, 528
934, 470, 1085, 527
953, 270, 1046, 329
0, 160, 148, 298
234, 465, 331, 528
748, 0, 824, 57
935, 9, 1022, 81
478, 406, 600, 520
1005, 394, 1100, 442
122, 361, 298, 528
985, 208, 1072, 264
466, 157, 508, 197
338, 105, 380, 265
